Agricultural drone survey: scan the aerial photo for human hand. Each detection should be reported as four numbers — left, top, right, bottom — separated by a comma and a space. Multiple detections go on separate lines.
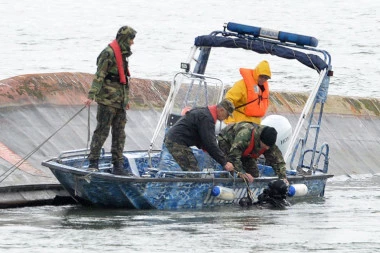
239, 173, 254, 183
224, 162, 234, 172
84, 98, 93, 107
125, 103, 130, 110
282, 178, 289, 186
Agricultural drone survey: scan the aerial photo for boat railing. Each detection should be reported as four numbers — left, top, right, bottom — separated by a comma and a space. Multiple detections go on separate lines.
153, 170, 233, 179
314, 143, 330, 173
289, 138, 305, 171
56, 148, 105, 160
283, 69, 327, 162
289, 138, 329, 174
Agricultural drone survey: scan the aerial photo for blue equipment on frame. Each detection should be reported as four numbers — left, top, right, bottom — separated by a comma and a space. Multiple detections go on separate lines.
226, 22, 319, 47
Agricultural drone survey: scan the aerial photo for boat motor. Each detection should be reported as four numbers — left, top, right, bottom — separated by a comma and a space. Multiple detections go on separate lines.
261, 115, 292, 156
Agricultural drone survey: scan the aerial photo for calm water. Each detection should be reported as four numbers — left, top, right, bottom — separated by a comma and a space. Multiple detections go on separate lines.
0, 0, 379, 98
0, 176, 379, 253
1, 0, 380, 252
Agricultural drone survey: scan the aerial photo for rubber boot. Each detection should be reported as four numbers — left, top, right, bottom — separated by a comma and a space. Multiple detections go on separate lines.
112, 161, 133, 176
88, 159, 99, 172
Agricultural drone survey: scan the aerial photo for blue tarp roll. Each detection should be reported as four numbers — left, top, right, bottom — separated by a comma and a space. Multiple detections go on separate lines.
194, 35, 328, 72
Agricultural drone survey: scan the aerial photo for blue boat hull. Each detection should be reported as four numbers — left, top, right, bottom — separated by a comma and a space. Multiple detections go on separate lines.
45, 159, 332, 210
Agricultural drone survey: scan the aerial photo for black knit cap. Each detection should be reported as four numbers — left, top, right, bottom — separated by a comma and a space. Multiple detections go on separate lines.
260, 126, 277, 147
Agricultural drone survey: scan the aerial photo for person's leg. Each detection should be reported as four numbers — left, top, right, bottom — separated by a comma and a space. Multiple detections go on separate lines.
110, 108, 130, 175
164, 139, 198, 172
111, 108, 127, 164
88, 104, 114, 169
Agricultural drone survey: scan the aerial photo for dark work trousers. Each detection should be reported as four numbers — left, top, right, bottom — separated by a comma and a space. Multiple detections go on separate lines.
88, 103, 127, 164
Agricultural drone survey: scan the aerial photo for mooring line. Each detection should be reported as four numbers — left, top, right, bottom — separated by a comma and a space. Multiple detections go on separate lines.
0, 105, 88, 184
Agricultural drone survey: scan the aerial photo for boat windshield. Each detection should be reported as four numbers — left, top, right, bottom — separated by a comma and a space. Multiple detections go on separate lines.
148, 72, 225, 152
169, 72, 224, 117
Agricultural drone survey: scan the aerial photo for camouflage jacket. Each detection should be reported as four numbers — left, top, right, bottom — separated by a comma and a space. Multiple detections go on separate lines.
88, 46, 130, 109
217, 122, 287, 178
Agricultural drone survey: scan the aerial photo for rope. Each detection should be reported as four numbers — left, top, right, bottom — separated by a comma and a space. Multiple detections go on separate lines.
87, 104, 91, 148
0, 105, 87, 184
234, 170, 255, 202
78, 105, 92, 169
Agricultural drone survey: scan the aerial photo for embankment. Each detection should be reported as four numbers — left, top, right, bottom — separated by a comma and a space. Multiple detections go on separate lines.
0, 72, 379, 190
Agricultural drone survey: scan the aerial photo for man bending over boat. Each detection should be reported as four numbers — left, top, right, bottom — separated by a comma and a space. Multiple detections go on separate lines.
164, 99, 235, 175
217, 121, 288, 183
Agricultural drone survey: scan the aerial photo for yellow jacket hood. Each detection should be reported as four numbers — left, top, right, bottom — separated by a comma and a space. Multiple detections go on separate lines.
254, 60, 271, 80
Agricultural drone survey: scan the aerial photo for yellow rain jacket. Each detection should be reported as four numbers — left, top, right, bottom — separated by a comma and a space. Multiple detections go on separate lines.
225, 60, 271, 124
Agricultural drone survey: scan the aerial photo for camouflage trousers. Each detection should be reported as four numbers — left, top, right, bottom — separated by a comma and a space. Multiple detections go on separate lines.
218, 138, 259, 178
164, 138, 199, 172
88, 103, 127, 163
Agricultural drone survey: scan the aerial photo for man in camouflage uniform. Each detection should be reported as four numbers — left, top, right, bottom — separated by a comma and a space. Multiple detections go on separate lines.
217, 121, 287, 183
85, 26, 137, 175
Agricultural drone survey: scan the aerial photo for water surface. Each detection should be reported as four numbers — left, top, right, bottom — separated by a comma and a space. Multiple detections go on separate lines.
1, 176, 379, 252
0, 0, 379, 98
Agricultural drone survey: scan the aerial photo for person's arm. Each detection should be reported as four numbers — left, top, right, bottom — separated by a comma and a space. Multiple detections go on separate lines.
225, 80, 245, 106
203, 138, 234, 172
227, 137, 247, 174
86, 47, 115, 104
227, 128, 255, 182
264, 145, 287, 179
198, 120, 228, 166
88, 50, 113, 101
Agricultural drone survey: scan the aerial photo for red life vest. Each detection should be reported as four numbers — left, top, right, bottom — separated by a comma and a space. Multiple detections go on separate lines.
242, 130, 267, 158
109, 40, 127, 85
240, 68, 269, 117
208, 105, 217, 123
